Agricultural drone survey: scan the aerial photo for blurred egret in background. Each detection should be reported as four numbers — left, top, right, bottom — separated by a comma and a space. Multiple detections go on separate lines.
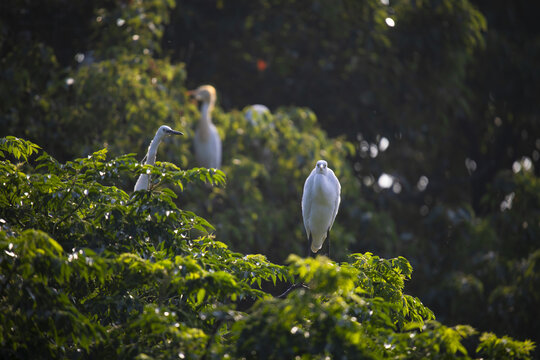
134, 125, 183, 191
188, 85, 222, 169
302, 160, 341, 257
245, 104, 270, 126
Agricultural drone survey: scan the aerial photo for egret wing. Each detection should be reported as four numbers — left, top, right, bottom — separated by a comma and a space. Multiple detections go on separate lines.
212, 126, 222, 169
302, 169, 316, 236
328, 170, 341, 230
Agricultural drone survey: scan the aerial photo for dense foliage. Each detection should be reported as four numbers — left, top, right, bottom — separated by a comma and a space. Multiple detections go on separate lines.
0, 137, 535, 359
1, 0, 539, 358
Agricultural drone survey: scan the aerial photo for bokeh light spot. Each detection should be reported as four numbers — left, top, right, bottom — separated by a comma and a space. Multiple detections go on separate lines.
417, 176, 429, 191
379, 137, 390, 151
378, 173, 393, 188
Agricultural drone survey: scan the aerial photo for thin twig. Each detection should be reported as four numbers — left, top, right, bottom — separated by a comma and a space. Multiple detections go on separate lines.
277, 283, 310, 299
52, 191, 86, 236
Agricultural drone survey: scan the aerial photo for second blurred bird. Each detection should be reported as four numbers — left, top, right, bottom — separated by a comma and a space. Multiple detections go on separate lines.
188, 85, 222, 169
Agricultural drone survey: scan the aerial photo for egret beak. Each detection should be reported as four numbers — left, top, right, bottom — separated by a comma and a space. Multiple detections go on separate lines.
186, 90, 198, 104
166, 129, 183, 135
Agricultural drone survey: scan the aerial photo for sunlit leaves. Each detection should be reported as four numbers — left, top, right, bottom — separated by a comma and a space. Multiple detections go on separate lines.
0, 136, 41, 162
233, 256, 458, 359
477, 332, 536, 360
288, 254, 357, 294
134, 162, 227, 191
0, 139, 223, 254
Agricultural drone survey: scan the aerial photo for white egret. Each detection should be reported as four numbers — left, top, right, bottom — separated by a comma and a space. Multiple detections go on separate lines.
245, 104, 270, 126
134, 125, 183, 191
302, 160, 341, 257
188, 85, 222, 169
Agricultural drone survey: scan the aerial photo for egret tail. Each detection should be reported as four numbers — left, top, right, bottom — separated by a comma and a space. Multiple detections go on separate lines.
307, 233, 315, 258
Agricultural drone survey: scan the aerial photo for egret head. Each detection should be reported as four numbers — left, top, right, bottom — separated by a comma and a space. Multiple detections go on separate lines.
188, 85, 217, 104
315, 160, 328, 174
157, 125, 183, 137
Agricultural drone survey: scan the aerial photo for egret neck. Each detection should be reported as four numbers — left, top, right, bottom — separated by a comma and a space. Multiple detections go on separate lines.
198, 100, 215, 141
145, 132, 166, 165
313, 174, 335, 205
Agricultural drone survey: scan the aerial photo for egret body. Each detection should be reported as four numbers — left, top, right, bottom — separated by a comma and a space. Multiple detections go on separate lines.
189, 85, 222, 169
134, 125, 183, 191
245, 104, 270, 126
301, 160, 341, 256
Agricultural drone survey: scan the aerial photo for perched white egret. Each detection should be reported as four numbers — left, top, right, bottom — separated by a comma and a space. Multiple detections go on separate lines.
302, 160, 341, 257
188, 85, 222, 169
134, 125, 183, 191
245, 104, 270, 126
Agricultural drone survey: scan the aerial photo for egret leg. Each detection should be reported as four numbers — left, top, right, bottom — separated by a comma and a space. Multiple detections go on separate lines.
324, 230, 331, 258
307, 233, 314, 258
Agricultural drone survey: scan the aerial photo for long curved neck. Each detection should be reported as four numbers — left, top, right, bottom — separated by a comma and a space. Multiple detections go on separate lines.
200, 100, 215, 126
145, 133, 164, 165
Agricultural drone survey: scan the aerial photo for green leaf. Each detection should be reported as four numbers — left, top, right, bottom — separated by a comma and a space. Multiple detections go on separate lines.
196, 288, 206, 305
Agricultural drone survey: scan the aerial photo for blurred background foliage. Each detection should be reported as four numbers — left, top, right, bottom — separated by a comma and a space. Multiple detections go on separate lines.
1, 0, 539, 356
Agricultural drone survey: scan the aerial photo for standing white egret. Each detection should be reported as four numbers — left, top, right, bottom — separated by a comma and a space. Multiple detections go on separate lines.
134, 125, 183, 191
188, 85, 222, 169
302, 160, 341, 257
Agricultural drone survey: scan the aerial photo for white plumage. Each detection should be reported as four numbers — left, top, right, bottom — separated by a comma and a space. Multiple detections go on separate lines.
134, 125, 183, 191
301, 160, 341, 255
189, 85, 222, 169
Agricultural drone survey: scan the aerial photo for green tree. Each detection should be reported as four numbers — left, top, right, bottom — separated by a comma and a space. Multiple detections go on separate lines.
1, 0, 539, 355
